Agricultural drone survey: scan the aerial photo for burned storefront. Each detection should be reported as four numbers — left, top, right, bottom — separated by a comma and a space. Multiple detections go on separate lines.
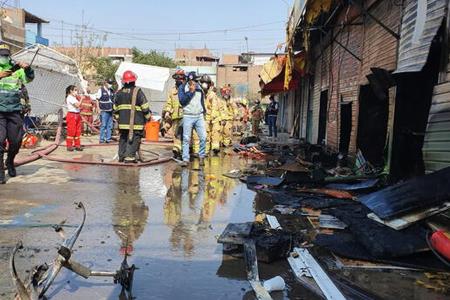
277, 0, 450, 182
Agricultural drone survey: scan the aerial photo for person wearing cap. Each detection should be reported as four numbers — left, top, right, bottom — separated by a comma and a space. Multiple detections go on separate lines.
162, 69, 186, 159
0, 42, 34, 184
113, 70, 151, 163
96, 79, 115, 143
178, 71, 207, 167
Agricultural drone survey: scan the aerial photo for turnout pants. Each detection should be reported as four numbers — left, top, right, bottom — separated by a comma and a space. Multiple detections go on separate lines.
0, 111, 23, 166
119, 130, 143, 161
252, 119, 261, 136
81, 114, 93, 135
66, 112, 82, 148
172, 118, 182, 153
222, 121, 233, 147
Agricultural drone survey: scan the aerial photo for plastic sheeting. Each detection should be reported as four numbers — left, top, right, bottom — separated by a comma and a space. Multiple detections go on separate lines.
115, 62, 170, 92
115, 62, 174, 115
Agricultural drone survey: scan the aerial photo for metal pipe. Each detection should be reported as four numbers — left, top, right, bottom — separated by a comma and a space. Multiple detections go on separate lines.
90, 271, 116, 277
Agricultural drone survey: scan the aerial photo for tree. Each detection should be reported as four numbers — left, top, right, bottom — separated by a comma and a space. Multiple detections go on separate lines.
87, 57, 119, 85
132, 48, 176, 68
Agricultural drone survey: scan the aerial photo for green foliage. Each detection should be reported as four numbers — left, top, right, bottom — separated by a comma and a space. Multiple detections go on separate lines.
132, 47, 176, 68
88, 57, 119, 84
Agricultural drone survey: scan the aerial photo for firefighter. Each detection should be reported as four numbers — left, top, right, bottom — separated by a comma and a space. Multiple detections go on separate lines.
251, 100, 264, 136
232, 100, 243, 136
241, 99, 250, 132
80, 89, 96, 136
219, 93, 234, 147
113, 70, 151, 163
0, 43, 34, 183
162, 69, 185, 159
199, 75, 221, 154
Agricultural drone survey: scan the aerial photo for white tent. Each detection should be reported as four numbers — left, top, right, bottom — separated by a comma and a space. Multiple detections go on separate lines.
115, 62, 174, 115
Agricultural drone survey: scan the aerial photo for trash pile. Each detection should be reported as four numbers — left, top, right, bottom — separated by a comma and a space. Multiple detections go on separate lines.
219, 141, 450, 299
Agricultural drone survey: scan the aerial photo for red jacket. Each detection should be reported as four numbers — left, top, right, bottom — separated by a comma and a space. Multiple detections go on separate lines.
80, 96, 94, 116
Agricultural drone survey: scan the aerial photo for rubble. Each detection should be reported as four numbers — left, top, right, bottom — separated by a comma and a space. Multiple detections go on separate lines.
218, 139, 450, 299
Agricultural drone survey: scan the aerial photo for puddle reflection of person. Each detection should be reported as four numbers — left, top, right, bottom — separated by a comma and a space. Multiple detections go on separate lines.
113, 168, 149, 255
163, 158, 237, 255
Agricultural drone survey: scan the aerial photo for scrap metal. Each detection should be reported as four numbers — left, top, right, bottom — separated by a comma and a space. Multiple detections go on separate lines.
290, 247, 346, 300
10, 202, 136, 299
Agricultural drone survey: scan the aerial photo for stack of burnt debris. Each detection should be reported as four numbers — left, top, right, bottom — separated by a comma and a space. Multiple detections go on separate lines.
219, 143, 450, 299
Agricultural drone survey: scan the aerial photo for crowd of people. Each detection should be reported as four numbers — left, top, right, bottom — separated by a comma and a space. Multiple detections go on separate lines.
63, 70, 151, 163
0, 53, 279, 183
162, 69, 278, 167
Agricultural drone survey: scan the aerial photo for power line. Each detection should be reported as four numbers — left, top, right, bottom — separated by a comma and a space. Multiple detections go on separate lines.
45, 18, 284, 37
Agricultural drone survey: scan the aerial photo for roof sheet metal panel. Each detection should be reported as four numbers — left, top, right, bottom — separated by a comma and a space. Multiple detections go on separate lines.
395, 0, 447, 74
423, 83, 450, 173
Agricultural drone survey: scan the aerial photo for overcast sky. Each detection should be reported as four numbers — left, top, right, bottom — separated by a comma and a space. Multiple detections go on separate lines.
18, 0, 291, 57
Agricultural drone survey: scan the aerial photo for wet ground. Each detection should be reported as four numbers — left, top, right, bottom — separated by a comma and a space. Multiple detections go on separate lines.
1, 140, 449, 299
0, 141, 313, 300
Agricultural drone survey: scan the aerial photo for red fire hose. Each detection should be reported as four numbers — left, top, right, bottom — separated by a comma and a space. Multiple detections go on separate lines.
12, 109, 173, 168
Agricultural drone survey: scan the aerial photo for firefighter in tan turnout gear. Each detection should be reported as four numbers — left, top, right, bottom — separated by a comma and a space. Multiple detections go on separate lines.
199, 75, 221, 154
163, 69, 186, 159
219, 93, 234, 147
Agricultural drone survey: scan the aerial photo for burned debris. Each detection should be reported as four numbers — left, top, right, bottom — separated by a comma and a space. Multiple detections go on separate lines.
218, 138, 450, 299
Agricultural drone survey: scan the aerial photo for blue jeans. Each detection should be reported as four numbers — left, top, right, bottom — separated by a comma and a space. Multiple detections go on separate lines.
100, 111, 113, 142
182, 115, 207, 162
268, 115, 277, 137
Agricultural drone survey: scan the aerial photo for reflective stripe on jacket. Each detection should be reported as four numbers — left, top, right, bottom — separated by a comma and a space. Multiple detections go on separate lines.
0, 63, 34, 112
113, 87, 151, 130
163, 87, 183, 120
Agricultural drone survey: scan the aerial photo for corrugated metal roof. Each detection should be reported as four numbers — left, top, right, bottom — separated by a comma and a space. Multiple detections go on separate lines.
395, 0, 447, 74
423, 81, 450, 173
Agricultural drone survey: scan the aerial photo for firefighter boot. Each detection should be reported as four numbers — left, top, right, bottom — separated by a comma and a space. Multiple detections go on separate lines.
0, 157, 5, 184
6, 156, 16, 177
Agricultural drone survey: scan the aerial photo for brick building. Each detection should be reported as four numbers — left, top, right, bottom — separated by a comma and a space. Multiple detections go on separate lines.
174, 48, 219, 66
264, 0, 449, 180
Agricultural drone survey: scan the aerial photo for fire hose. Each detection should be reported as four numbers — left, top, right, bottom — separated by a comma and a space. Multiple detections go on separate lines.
11, 109, 173, 168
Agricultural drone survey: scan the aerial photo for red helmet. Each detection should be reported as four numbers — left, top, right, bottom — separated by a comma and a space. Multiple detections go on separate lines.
172, 69, 186, 80
122, 70, 137, 84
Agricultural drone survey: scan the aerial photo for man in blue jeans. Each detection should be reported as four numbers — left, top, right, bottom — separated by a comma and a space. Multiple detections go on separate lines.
178, 71, 207, 167
267, 95, 279, 138
96, 79, 115, 143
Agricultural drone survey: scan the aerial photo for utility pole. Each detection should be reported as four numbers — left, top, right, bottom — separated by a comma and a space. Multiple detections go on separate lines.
245, 36, 250, 98
61, 21, 64, 46
78, 9, 85, 68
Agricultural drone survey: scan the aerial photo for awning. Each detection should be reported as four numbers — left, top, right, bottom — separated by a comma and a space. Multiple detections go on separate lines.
394, 0, 447, 74
259, 52, 305, 96
259, 55, 286, 85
